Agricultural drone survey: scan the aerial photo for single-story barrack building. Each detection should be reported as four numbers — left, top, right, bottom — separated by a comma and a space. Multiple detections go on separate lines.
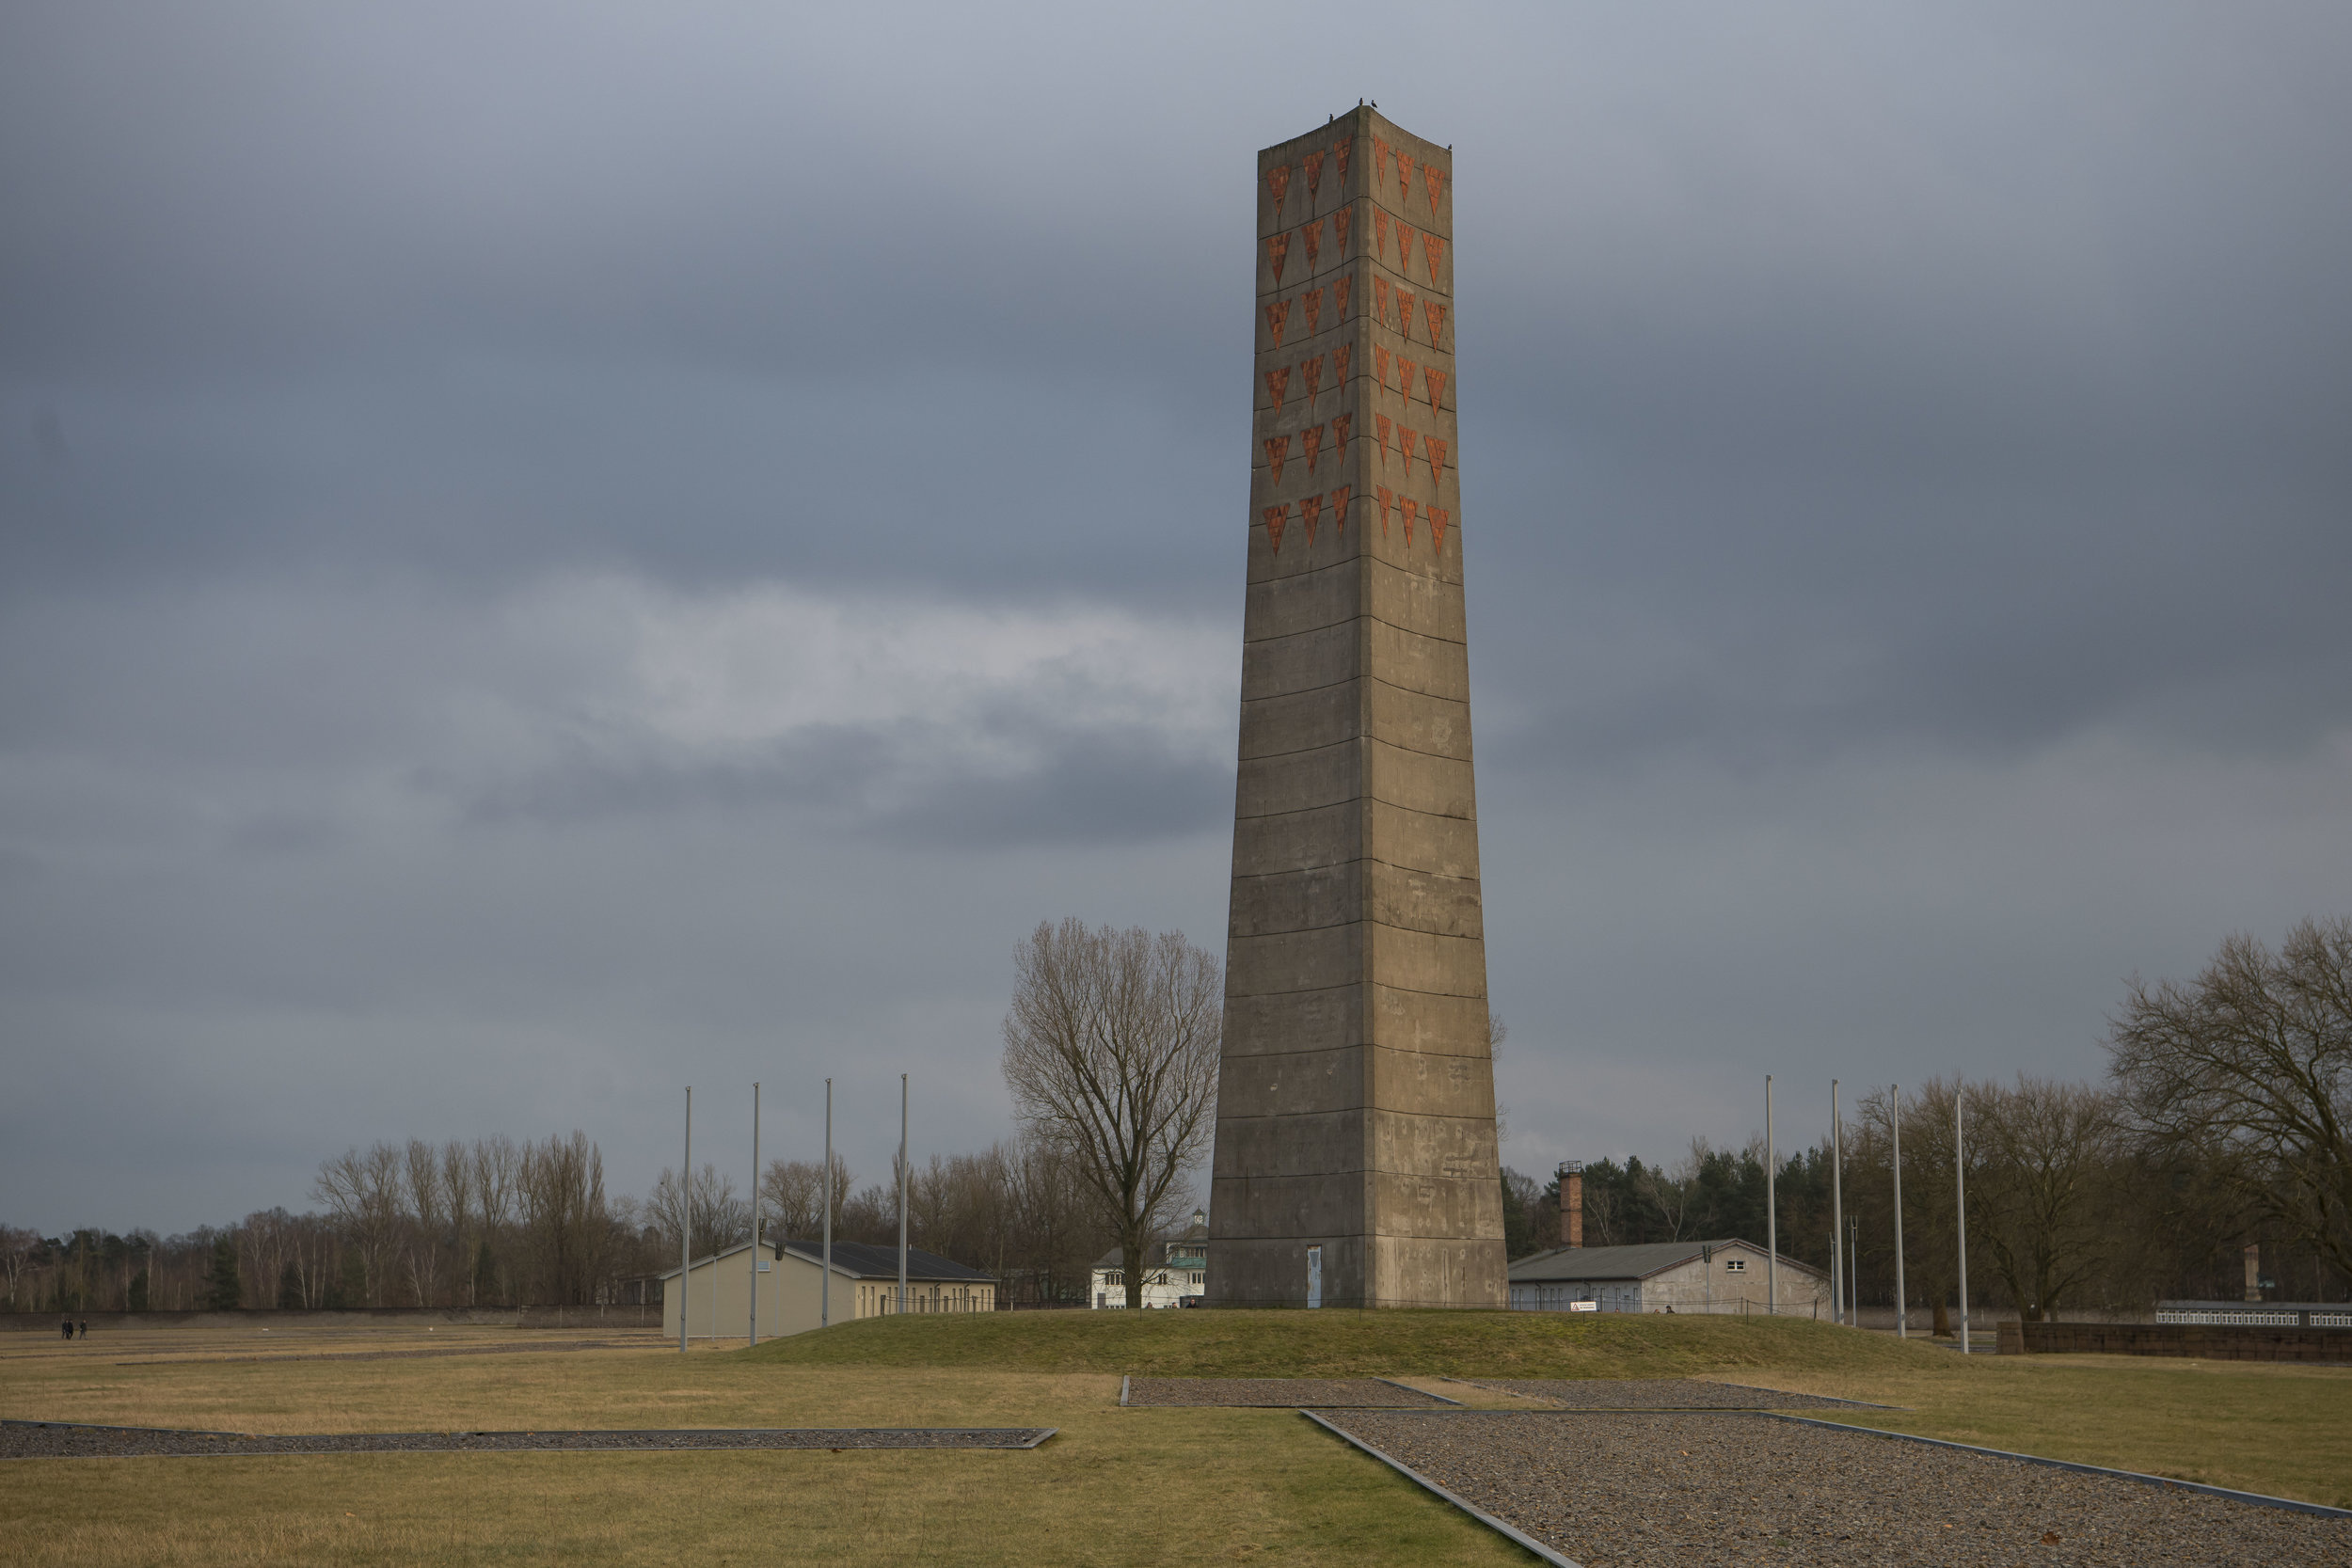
1506, 1238, 1830, 1316
662, 1239, 994, 1341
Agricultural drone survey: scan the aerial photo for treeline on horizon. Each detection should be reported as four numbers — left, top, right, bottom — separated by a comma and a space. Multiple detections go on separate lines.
3, 1131, 1120, 1316
1494, 917, 2352, 1320
13, 918, 2347, 1321
1500, 1074, 2346, 1321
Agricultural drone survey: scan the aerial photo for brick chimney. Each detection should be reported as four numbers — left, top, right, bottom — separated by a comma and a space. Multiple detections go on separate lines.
1557, 1161, 1583, 1249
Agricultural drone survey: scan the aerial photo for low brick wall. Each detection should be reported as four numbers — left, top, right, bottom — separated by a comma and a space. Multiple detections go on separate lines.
1999, 1318, 2351, 1362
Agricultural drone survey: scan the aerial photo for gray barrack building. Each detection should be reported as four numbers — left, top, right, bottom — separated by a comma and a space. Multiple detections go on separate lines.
1507, 1238, 1829, 1315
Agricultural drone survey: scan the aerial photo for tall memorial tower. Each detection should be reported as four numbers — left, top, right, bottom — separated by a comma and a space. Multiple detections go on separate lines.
1207, 109, 1505, 1309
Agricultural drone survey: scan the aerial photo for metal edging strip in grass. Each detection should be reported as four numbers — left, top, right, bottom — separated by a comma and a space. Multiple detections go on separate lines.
1296, 1409, 1581, 1568
1705, 1381, 1899, 1409
1441, 1378, 1899, 1411
4, 1418, 253, 1437
1374, 1377, 1461, 1405
1758, 1414, 2352, 1519
3, 1421, 1060, 1456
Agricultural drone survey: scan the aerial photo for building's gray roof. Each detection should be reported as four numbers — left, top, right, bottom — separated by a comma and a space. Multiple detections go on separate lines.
1508, 1238, 1823, 1284
781, 1240, 993, 1283
660, 1239, 993, 1284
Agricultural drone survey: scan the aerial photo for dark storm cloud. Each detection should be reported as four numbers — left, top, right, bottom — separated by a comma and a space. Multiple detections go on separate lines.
3, 2, 2349, 1227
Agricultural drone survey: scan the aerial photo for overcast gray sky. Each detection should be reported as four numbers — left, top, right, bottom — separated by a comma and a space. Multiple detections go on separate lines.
5, 3, 2348, 1235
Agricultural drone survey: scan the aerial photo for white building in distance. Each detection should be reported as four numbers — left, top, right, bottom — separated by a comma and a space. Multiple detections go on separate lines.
1090, 1211, 1208, 1309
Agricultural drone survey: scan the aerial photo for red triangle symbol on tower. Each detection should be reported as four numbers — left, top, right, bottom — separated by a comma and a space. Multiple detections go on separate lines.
1263, 435, 1291, 485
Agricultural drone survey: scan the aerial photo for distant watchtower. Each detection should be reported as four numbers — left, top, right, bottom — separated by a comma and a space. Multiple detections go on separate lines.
1206, 108, 1504, 1309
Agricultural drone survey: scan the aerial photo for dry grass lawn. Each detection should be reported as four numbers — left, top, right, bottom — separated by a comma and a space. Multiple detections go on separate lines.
1, 1313, 2345, 1565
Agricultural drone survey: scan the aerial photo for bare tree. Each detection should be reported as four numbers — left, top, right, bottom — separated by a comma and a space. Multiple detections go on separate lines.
2108, 918, 2352, 1284
759, 1155, 852, 1243
1001, 1132, 1111, 1304
404, 1139, 446, 1306
1966, 1075, 2122, 1320
1000, 918, 1220, 1313
1638, 1145, 1702, 1242
471, 1135, 519, 1304
0, 1227, 41, 1310
645, 1163, 747, 1261
312, 1142, 406, 1306
517, 1131, 612, 1305
441, 1141, 477, 1305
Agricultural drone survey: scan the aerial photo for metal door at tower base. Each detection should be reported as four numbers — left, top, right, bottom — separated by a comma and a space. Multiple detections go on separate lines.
1307, 1244, 1323, 1309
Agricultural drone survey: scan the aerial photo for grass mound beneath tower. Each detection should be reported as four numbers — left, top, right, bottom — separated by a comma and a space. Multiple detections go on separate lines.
742, 1306, 1938, 1378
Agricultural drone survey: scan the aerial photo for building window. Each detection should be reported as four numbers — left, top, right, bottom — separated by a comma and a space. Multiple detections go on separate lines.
1724, 1259, 1746, 1273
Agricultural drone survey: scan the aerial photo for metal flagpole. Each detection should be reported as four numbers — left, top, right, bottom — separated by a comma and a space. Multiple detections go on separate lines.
1769, 1071, 1778, 1316
1956, 1088, 1971, 1354
1831, 1079, 1843, 1326
749, 1081, 760, 1348
821, 1077, 833, 1328
898, 1072, 910, 1316
1765, 1074, 1777, 1318
1850, 1216, 1859, 1326
1891, 1084, 1907, 1338
679, 1086, 691, 1354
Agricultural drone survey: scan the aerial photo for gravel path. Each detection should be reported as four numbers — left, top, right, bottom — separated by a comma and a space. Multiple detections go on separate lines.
1460, 1378, 1884, 1410
1319, 1410, 2352, 1566
1, 1419, 1054, 1459
1123, 1377, 1450, 1407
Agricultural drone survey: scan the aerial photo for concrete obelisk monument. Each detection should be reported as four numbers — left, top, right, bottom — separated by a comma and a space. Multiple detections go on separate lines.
1208, 108, 1505, 1309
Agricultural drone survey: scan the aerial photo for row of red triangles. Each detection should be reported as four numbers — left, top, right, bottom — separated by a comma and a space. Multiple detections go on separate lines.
1262, 485, 1452, 553
1265, 278, 1446, 347
1264, 345, 1448, 411
1264, 135, 1446, 217
1265, 207, 1444, 285
1263, 420, 1448, 485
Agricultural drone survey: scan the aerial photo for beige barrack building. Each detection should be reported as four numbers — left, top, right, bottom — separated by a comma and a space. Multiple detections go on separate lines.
660, 1240, 993, 1341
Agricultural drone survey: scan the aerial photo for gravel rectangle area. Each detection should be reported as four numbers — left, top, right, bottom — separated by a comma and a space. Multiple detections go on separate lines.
1, 1420, 1055, 1459
1460, 1377, 1886, 1410
1316, 1410, 2352, 1566
1121, 1377, 1450, 1407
